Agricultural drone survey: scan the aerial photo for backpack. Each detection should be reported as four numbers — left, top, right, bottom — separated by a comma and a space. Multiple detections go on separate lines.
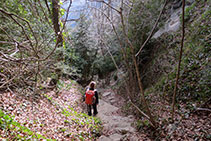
85, 90, 96, 105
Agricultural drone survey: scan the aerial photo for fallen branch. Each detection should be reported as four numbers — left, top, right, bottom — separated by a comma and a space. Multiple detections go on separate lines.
195, 108, 211, 113
200, 97, 211, 108
129, 100, 150, 120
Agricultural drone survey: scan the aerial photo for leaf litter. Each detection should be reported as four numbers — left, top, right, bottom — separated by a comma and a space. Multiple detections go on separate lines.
0, 80, 101, 140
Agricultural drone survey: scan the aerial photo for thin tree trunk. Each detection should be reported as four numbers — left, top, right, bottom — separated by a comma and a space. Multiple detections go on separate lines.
171, 0, 186, 121
89, 0, 157, 127
52, 0, 62, 44
100, 37, 152, 123
132, 50, 157, 127
119, 8, 157, 128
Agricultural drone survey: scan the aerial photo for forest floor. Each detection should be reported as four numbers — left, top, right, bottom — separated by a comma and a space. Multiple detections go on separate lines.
96, 81, 211, 140
0, 80, 210, 140
0, 80, 101, 140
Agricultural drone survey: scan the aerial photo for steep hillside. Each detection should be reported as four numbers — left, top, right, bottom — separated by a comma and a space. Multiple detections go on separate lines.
145, 0, 210, 102
112, 0, 210, 140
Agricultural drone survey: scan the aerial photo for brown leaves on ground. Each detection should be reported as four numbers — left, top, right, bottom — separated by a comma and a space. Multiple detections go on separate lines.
145, 93, 211, 140
114, 90, 210, 140
0, 80, 100, 140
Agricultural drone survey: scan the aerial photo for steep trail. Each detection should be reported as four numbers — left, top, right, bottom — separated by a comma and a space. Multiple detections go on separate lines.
96, 88, 140, 141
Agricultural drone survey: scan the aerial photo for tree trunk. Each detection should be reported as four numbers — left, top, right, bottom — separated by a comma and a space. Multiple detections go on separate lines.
171, 0, 186, 121
52, 0, 62, 44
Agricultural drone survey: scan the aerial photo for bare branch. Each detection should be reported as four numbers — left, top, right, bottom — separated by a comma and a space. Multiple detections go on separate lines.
61, 0, 73, 31
88, 0, 120, 13
38, 0, 51, 25
135, 0, 168, 57
0, 9, 39, 57
100, 34, 152, 123
44, 0, 52, 15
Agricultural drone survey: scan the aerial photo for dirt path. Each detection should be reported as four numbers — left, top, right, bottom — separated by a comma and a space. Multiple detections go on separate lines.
96, 89, 140, 141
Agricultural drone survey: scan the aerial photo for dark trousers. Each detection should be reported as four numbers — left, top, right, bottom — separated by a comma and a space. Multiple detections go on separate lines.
87, 104, 98, 116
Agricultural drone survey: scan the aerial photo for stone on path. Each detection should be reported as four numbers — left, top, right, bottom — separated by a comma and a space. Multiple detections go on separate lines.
110, 99, 116, 104
102, 92, 112, 97
98, 136, 111, 141
97, 100, 119, 115
97, 99, 136, 141
109, 133, 124, 141
98, 134, 124, 141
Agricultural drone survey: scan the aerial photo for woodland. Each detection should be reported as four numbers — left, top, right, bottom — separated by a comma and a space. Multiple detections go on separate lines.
0, 0, 210, 140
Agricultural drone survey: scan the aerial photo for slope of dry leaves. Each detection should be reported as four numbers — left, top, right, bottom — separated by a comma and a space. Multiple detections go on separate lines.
0, 80, 102, 140
122, 92, 211, 140
98, 84, 211, 140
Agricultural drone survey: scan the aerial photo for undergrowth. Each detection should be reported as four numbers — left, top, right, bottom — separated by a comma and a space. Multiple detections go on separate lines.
0, 110, 51, 140
44, 80, 102, 140
1, 80, 102, 140
61, 106, 102, 140
153, 0, 210, 103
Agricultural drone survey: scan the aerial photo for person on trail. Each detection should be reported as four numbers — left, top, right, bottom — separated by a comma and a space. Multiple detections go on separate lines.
84, 81, 99, 116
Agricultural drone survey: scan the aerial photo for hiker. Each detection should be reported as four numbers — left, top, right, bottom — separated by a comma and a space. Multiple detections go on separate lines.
84, 81, 99, 116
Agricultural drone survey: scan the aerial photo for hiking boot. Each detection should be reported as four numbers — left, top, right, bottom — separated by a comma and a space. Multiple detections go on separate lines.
93, 112, 98, 116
